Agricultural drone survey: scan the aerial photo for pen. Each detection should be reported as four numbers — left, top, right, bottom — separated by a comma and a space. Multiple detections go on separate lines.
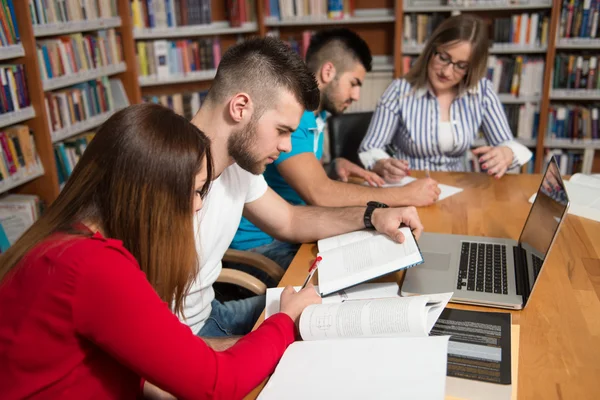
301, 256, 322, 289
425, 168, 430, 178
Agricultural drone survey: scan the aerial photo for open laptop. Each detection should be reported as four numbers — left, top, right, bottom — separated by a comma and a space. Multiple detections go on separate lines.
402, 156, 570, 310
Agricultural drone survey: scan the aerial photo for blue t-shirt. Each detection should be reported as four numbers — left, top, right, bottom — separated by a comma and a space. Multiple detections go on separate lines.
231, 110, 326, 250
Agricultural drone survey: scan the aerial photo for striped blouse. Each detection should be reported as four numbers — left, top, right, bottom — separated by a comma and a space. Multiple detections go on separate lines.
358, 77, 532, 172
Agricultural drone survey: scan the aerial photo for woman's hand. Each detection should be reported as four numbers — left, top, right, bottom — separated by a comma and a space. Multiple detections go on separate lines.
372, 158, 410, 183
335, 157, 386, 187
279, 284, 321, 323
472, 146, 514, 179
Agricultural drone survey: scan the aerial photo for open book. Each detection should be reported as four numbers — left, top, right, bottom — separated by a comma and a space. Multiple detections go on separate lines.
258, 286, 453, 399
529, 173, 600, 222
316, 227, 423, 296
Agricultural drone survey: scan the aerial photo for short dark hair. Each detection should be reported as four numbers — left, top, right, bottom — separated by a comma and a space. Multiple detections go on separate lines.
207, 37, 320, 113
305, 28, 372, 75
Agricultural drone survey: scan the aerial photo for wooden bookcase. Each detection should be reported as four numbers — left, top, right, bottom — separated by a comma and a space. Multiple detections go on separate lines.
5, 0, 600, 207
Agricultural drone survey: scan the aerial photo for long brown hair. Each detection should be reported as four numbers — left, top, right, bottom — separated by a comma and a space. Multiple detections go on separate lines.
0, 103, 213, 316
405, 14, 489, 93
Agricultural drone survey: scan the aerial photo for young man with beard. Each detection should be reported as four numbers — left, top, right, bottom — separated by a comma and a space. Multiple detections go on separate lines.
230, 29, 441, 275
180, 37, 424, 343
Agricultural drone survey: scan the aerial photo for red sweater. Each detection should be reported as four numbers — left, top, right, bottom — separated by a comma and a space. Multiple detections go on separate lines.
0, 232, 294, 399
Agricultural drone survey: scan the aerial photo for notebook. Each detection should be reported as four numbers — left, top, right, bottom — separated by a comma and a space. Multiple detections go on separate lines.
316, 227, 424, 296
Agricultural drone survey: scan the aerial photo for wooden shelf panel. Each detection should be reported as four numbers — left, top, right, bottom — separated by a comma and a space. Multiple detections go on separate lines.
403, 43, 548, 54
545, 139, 600, 149
33, 17, 122, 37
265, 9, 394, 26
0, 106, 36, 129
0, 44, 25, 60
134, 21, 258, 39
549, 90, 600, 101
403, 1, 552, 12
139, 70, 217, 87
555, 38, 600, 49
474, 138, 537, 147
0, 163, 45, 196
497, 94, 542, 103
43, 62, 127, 91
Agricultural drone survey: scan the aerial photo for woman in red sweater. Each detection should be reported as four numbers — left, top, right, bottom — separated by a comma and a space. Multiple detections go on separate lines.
0, 103, 321, 399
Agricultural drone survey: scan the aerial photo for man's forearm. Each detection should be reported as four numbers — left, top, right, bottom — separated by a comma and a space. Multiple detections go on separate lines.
273, 205, 366, 244
308, 179, 413, 208
202, 336, 242, 351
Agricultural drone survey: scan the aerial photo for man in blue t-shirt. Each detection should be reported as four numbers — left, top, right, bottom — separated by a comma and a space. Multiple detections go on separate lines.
231, 29, 441, 279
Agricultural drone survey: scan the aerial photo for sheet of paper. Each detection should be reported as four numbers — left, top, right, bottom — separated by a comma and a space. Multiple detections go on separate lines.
364, 176, 463, 201
569, 173, 600, 189
529, 179, 600, 223
264, 282, 400, 319
258, 336, 450, 400
317, 227, 423, 296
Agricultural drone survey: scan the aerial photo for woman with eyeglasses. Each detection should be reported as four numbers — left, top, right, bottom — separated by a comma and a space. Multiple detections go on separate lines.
358, 14, 532, 181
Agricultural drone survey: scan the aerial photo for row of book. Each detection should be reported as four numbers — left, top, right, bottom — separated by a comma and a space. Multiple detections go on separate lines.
144, 90, 209, 120
402, 14, 445, 47
545, 149, 585, 175
406, 0, 550, 6
0, 125, 40, 184
492, 13, 549, 46
0, 194, 42, 252
0, 0, 18, 48
486, 56, 545, 97
28, 0, 118, 26
0, 65, 31, 115
553, 54, 599, 90
37, 29, 124, 81
267, 29, 313, 59
54, 131, 95, 185
266, 0, 355, 21
558, 0, 600, 39
504, 103, 539, 140
44, 77, 120, 138
136, 38, 220, 79
546, 104, 599, 139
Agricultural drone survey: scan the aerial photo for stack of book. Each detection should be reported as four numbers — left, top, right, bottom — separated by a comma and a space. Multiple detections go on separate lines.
486, 56, 545, 97
136, 38, 220, 80
266, 0, 354, 21
36, 29, 123, 81
44, 77, 121, 141
0, 65, 31, 115
54, 131, 95, 185
558, 0, 600, 39
546, 104, 599, 140
0, 125, 42, 186
0, 0, 18, 48
0, 194, 42, 252
28, 0, 118, 25
144, 90, 209, 120
553, 54, 599, 90
492, 12, 550, 47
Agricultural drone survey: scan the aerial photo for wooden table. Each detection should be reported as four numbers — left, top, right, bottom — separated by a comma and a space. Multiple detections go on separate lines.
245, 171, 600, 400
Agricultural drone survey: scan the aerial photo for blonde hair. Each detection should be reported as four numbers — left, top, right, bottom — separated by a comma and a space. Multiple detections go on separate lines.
404, 14, 489, 93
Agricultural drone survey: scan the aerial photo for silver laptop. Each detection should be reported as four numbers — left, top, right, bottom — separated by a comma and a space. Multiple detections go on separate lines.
402, 156, 570, 310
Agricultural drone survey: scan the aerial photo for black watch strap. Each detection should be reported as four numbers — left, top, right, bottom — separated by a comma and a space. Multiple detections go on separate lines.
364, 201, 389, 229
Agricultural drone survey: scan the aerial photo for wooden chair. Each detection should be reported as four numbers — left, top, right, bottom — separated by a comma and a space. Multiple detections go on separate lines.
216, 249, 285, 295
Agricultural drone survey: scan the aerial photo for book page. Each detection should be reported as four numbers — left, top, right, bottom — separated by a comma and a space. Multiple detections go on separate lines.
264, 282, 400, 319
298, 296, 431, 341
529, 179, 600, 223
317, 229, 379, 253
317, 227, 423, 296
569, 173, 600, 189
258, 336, 450, 400
363, 176, 464, 201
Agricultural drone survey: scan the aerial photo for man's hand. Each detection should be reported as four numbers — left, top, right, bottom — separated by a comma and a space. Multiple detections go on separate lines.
371, 206, 423, 242
335, 157, 385, 187
402, 178, 441, 206
472, 146, 514, 179
372, 158, 410, 183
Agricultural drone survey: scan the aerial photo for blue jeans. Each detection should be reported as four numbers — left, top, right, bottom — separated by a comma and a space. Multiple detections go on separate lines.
198, 296, 266, 337
227, 240, 300, 287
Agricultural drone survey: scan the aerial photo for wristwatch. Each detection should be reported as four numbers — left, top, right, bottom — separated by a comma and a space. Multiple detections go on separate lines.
363, 201, 389, 230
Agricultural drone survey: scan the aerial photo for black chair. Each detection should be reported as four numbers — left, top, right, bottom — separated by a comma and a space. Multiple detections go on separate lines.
327, 111, 374, 166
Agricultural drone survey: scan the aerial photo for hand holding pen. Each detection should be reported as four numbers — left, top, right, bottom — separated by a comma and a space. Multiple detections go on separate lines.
301, 256, 322, 289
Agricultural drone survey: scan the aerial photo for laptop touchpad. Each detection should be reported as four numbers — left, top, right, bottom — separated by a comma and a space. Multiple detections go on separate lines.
421, 252, 452, 271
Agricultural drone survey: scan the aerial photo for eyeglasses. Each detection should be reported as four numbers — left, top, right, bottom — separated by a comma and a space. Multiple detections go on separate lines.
433, 51, 469, 75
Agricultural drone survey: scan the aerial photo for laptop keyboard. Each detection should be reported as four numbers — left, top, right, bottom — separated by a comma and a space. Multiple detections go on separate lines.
532, 254, 543, 281
457, 242, 508, 294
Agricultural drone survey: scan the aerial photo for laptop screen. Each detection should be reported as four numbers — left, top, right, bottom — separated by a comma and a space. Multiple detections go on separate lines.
518, 157, 569, 294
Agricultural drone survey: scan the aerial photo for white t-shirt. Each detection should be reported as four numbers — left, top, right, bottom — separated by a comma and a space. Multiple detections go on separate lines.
438, 121, 454, 154
180, 163, 268, 334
